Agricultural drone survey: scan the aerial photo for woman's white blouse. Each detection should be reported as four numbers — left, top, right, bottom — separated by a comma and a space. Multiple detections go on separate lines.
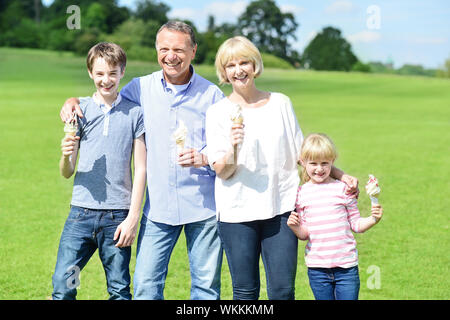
205, 92, 304, 223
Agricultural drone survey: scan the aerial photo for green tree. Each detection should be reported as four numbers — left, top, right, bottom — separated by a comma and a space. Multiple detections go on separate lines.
237, 0, 299, 64
134, 0, 170, 24
302, 26, 357, 71
436, 57, 450, 78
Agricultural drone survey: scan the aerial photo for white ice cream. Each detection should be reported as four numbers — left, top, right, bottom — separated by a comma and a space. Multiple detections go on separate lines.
230, 104, 244, 124
365, 174, 381, 204
173, 120, 188, 150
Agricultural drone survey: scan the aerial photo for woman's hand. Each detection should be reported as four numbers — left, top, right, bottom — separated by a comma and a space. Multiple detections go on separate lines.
230, 123, 244, 147
341, 174, 360, 198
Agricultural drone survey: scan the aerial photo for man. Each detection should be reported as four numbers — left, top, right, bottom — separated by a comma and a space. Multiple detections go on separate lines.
60, 21, 224, 300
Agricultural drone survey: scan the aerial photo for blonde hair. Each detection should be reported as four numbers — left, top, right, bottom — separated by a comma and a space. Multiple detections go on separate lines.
299, 133, 338, 183
86, 42, 127, 73
215, 36, 264, 85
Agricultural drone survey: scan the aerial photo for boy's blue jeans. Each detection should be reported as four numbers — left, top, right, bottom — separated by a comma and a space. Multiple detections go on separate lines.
133, 215, 223, 300
52, 206, 132, 300
307, 266, 360, 300
218, 212, 298, 300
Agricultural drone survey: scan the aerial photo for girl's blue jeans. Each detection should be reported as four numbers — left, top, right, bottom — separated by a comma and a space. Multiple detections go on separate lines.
307, 266, 360, 300
218, 212, 298, 300
52, 206, 132, 300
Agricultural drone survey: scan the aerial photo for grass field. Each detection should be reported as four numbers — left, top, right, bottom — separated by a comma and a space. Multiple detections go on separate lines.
0, 47, 449, 300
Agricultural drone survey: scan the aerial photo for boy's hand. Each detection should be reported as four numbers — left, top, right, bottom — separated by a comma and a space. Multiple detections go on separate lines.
371, 204, 383, 223
60, 97, 83, 123
114, 216, 138, 248
287, 211, 300, 227
178, 148, 208, 168
61, 135, 80, 157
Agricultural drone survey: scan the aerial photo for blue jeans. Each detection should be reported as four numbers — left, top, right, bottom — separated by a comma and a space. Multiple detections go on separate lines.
307, 266, 360, 300
218, 212, 298, 300
133, 215, 223, 300
52, 206, 132, 300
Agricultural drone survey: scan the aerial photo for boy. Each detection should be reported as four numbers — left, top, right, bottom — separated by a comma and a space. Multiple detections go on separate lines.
52, 42, 146, 300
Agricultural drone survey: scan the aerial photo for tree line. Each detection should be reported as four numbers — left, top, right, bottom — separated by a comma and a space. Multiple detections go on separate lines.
1, 0, 448, 77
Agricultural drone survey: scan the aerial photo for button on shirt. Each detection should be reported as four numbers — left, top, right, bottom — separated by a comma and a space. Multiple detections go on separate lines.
120, 67, 225, 225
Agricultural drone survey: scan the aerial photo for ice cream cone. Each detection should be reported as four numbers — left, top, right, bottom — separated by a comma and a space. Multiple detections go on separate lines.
64, 112, 78, 137
231, 104, 244, 125
173, 120, 188, 154
365, 174, 381, 205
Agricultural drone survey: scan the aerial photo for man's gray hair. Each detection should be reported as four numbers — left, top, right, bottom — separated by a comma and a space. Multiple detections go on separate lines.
156, 20, 197, 48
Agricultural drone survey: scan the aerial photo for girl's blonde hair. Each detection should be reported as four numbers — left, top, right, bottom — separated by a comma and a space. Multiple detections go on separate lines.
215, 36, 264, 85
299, 133, 338, 183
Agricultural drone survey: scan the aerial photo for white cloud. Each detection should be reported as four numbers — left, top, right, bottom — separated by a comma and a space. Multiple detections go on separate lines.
205, 1, 248, 18
347, 31, 381, 43
280, 4, 306, 16
409, 37, 448, 45
325, 0, 356, 14
168, 8, 198, 21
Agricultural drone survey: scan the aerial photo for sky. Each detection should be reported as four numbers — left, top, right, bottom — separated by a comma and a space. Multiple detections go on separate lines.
42, 0, 450, 69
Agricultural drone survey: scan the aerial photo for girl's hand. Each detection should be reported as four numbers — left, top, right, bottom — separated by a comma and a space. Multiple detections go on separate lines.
61, 135, 80, 157
287, 211, 300, 227
230, 123, 244, 147
371, 204, 383, 223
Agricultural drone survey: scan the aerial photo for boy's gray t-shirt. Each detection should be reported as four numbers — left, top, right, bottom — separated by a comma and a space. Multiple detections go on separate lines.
71, 96, 144, 209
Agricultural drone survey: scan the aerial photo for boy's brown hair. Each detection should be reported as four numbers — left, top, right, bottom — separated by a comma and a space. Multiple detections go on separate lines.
86, 42, 127, 72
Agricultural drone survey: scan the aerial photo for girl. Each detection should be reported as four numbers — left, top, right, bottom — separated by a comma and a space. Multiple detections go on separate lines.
287, 133, 383, 300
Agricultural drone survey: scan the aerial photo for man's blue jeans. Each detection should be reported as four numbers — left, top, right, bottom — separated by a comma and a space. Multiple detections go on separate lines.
133, 215, 223, 300
307, 266, 360, 300
52, 206, 132, 300
218, 212, 298, 300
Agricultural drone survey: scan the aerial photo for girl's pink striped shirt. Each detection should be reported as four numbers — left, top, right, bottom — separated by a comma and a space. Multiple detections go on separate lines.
296, 180, 361, 268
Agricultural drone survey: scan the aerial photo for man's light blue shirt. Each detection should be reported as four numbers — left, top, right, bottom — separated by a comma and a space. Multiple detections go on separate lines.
121, 67, 225, 225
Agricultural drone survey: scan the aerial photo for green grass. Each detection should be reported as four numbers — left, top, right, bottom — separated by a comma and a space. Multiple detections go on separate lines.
0, 47, 449, 300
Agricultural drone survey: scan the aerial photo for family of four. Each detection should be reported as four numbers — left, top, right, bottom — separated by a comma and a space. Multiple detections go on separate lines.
53, 21, 383, 301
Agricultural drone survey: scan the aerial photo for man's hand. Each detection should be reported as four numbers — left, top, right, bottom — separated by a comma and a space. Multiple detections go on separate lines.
178, 148, 208, 168
341, 174, 360, 198
114, 216, 138, 248
60, 97, 83, 123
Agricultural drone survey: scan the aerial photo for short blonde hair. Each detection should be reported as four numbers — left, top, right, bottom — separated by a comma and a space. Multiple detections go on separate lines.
86, 42, 126, 73
215, 36, 264, 85
300, 133, 338, 183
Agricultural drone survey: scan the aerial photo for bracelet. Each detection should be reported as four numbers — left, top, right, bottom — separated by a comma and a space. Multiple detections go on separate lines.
372, 216, 379, 224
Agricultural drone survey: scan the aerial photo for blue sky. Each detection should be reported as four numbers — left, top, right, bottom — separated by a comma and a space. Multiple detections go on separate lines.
43, 0, 450, 69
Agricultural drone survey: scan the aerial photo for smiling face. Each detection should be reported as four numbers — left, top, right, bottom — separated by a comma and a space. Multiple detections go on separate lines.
88, 57, 124, 104
224, 58, 255, 90
156, 28, 197, 85
302, 158, 334, 184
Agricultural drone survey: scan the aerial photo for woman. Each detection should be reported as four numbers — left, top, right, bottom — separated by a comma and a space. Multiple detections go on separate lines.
205, 36, 357, 300
205, 36, 301, 300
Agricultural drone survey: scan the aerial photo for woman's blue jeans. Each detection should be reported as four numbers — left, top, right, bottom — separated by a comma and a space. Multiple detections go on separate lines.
218, 212, 298, 300
307, 266, 360, 300
52, 206, 132, 300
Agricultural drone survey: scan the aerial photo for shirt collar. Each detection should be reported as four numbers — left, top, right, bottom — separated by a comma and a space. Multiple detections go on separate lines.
159, 65, 195, 92
92, 92, 122, 109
